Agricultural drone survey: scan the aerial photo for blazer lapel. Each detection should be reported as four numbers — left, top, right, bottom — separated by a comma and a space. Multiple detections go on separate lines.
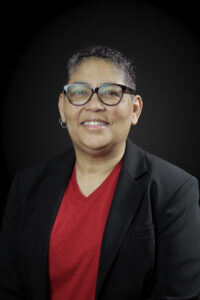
23, 147, 76, 300
94, 139, 148, 300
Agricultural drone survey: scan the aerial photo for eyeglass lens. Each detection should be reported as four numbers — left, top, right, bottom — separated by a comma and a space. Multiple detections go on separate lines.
66, 84, 123, 105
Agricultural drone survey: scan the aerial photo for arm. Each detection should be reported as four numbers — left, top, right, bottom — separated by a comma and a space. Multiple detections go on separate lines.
149, 175, 200, 300
0, 170, 26, 300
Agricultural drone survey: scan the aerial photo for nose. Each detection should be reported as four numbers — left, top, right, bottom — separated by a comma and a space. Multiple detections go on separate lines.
85, 91, 105, 111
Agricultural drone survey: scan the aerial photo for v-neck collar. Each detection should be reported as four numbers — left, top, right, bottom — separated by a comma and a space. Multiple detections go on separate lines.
71, 160, 122, 201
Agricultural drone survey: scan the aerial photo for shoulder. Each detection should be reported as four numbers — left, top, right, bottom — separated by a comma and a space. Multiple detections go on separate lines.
15, 147, 74, 189
126, 138, 195, 181
145, 149, 199, 200
126, 139, 199, 200
126, 141, 200, 233
139, 145, 199, 223
144, 149, 193, 183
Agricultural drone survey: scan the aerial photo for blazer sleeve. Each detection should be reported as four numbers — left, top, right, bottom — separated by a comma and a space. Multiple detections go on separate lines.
149, 175, 200, 300
0, 170, 26, 300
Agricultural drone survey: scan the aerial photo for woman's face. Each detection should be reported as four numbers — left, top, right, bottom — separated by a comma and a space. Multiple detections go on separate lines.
58, 57, 142, 155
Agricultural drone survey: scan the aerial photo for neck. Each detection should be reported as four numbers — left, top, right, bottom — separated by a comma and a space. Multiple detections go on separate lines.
74, 141, 126, 176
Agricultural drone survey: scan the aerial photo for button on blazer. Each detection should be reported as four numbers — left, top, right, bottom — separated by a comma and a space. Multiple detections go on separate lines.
0, 139, 200, 300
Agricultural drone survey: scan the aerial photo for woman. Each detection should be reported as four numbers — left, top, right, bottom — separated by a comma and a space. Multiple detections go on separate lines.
0, 45, 200, 300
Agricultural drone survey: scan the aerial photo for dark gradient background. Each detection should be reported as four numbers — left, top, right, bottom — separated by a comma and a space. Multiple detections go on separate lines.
0, 0, 200, 219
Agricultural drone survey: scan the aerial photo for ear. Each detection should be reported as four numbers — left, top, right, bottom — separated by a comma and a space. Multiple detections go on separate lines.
58, 92, 66, 122
131, 95, 143, 125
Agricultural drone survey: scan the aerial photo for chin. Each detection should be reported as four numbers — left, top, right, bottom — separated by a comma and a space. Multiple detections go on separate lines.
80, 138, 112, 153
84, 142, 109, 151
73, 135, 115, 154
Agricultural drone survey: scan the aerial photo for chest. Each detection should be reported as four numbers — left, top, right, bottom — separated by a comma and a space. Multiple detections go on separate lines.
76, 173, 110, 197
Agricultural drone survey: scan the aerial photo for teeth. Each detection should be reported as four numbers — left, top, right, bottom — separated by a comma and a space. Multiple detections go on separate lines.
83, 121, 107, 126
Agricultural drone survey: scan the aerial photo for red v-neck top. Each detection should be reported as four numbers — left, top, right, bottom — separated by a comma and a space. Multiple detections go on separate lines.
48, 160, 122, 300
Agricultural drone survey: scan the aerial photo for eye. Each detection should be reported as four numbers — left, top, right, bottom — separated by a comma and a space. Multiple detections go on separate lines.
100, 85, 122, 98
68, 84, 90, 97
74, 89, 87, 95
107, 91, 118, 96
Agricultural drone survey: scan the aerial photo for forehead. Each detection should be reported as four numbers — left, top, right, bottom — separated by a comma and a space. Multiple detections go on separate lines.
69, 57, 126, 86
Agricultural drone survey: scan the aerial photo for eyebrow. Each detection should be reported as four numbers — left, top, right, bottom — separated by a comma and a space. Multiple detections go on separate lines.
71, 81, 90, 85
70, 81, 118, 86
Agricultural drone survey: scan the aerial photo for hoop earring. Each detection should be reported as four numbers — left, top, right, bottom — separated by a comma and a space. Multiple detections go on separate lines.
59, 118, 67, 128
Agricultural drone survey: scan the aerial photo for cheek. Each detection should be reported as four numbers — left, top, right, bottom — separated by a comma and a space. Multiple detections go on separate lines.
63, 104, 79, 124
112, 102, 133, 124
110, 103, 133, 139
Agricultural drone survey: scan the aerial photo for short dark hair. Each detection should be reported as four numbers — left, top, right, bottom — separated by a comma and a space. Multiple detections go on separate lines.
66, 45, 136, 91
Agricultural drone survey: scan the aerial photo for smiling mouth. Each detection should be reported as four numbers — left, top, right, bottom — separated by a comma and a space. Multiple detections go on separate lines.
81, 121, 108, 126
81, 121, 109, 129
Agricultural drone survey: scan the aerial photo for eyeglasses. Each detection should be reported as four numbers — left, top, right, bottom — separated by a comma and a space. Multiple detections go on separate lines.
63, 83, 136, 106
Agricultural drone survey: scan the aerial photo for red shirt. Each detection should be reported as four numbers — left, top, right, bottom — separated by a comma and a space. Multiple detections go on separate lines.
48, 160, 122, 300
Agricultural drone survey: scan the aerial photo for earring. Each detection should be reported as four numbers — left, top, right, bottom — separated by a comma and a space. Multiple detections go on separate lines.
59, 118, 67, 128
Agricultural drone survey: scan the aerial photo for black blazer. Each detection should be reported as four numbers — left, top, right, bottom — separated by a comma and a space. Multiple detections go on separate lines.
0, 139, 200, 300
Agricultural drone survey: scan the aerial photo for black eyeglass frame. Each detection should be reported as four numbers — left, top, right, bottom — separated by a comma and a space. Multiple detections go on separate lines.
63, 83, 136, 106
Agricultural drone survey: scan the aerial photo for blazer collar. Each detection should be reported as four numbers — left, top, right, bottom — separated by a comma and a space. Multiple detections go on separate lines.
93, 139, 148, 299
47, 138, 148, 181
121, 138, 148, 180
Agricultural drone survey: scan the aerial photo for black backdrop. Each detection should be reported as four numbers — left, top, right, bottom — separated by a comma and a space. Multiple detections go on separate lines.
0, 0, 200, 220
